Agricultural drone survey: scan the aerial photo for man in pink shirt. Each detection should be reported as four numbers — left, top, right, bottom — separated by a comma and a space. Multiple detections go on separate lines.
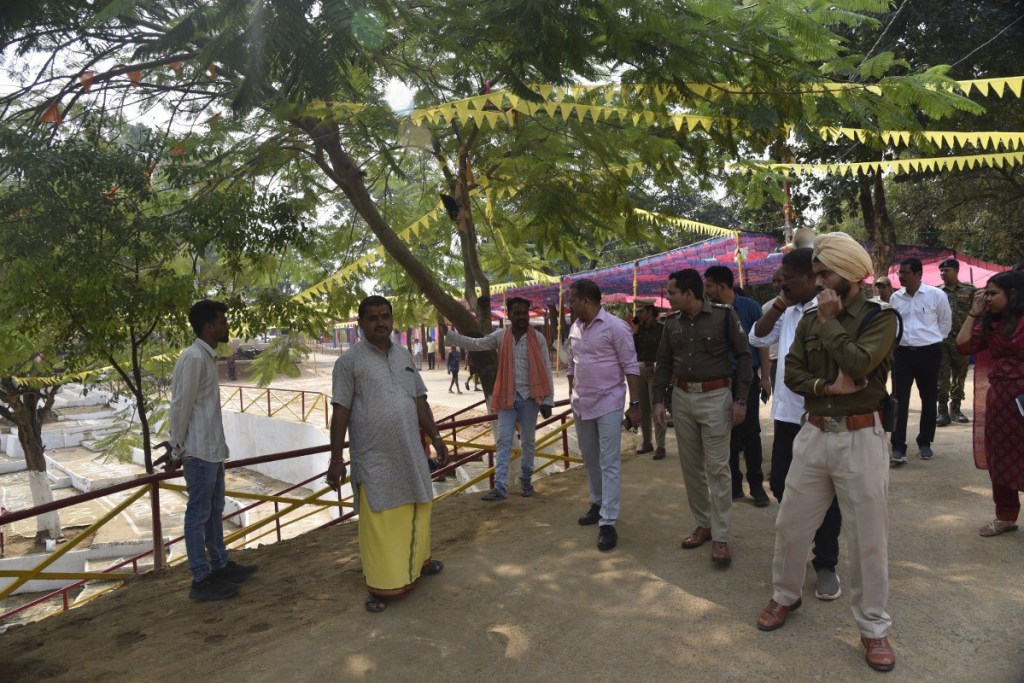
566, 279, 643, 551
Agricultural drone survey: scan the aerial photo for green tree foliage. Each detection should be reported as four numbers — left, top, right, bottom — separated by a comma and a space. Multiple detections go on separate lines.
0, 125, 311, 470
803, 0, 1023, 270
0, 327, 64, 541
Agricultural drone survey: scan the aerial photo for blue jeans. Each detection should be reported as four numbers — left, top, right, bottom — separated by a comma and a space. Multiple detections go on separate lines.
493, 395, 541, 496
182, 457, 228, 582
573, 409, 623, 526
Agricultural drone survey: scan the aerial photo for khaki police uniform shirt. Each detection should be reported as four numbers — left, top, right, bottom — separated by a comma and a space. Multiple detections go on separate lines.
634, 320, 664, 363
942, 282, 976, 341
785, 290, 899, 417
653, 301, 752, 401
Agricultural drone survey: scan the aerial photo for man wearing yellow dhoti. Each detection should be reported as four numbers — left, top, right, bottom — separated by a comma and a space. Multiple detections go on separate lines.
326, 295, 449, 613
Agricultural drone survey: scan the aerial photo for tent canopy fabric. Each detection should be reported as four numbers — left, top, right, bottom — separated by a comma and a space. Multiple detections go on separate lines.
878, 249, 1007, 289
494, 234, 1011, 310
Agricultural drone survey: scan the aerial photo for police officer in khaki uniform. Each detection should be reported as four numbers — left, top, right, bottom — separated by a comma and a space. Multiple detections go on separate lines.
937, 258, 975, 425
633, 302, 667, 459
653, 269, 752, 566
756, 232, 899, 673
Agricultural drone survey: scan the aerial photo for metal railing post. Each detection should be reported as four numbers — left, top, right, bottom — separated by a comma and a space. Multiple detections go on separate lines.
561, 415, 570, 470
150, 481, 163, 571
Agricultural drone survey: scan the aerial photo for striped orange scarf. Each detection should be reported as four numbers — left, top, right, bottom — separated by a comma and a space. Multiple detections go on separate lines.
491, 328, 552, 412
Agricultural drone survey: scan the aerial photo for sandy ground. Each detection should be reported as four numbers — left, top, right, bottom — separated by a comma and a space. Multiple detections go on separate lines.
2, 363, 1023, 682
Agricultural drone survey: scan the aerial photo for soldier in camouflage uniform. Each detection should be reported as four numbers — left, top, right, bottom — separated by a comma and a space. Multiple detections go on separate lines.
937, 259, 975, 426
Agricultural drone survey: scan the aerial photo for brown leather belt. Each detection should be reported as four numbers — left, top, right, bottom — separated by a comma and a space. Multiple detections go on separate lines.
674, 377, 730, 393
806, 412, 880, 433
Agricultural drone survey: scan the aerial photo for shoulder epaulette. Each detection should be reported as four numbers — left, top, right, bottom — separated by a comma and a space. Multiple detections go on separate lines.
711, 302, 733, 310
802, 304, 818, 316
865, 297, 893, 311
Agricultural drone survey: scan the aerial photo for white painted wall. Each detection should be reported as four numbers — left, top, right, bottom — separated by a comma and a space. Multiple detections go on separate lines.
222, 411, 329, 488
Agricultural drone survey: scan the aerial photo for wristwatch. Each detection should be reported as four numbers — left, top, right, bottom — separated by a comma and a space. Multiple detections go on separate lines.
629, 401, 640, 408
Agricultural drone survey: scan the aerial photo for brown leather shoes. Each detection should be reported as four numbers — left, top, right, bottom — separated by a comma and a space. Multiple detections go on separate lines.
861, 636, 896, 671
680, 526, 712, 549
711, 541, 731, 565
653, 447, 666, 460
757, 598, 802, 631
637, 443, 655, 454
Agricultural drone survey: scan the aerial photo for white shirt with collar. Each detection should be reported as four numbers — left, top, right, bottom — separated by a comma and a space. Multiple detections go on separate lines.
890, 283, 952, 347
748, 297, 817, 425
169, 338, 229, 463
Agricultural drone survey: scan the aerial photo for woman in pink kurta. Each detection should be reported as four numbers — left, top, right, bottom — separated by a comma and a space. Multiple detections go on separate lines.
956, 271, 1024, 536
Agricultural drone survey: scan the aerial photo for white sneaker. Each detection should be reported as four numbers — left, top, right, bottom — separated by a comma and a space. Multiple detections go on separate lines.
815, 569, 842, 600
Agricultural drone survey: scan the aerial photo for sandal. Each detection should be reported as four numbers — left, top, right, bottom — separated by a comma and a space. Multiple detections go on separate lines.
364, 594, 387, 613
422, 559, 444, 576
979, 520, 1019, 537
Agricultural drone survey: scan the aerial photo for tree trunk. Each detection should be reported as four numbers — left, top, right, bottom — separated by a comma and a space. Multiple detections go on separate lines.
296, 119, 480, 335
860, 171, 898, 277
4, 386, 61, 542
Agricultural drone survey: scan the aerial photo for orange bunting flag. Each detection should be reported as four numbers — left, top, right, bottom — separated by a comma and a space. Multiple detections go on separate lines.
105, 185, 119, 200
170, 145, 187, 155
208, 64, 217, 79
79, 71, 94, 93
170, 61, 182, 72
39, 102, 62, 125
128, 70, 142, 85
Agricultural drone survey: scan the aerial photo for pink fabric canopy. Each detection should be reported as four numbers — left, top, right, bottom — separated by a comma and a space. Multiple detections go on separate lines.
877, 251, 1009, 289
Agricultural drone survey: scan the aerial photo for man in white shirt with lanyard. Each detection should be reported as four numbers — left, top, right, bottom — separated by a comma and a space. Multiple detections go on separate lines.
888, 257, 952, 464
749, 248, 843, 601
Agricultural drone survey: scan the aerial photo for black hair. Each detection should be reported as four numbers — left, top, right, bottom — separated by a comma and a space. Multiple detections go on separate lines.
781, 247, 814, 274
900, 257, 923, 274
188, 300, 228, 338
506, 296, 531, 311
358, 295, 393, 319
668, 269, 703, 299
703, 265, 734, 288
639, 304, 656, 314
570, 278, 602, 304
982, 271, 1024, 339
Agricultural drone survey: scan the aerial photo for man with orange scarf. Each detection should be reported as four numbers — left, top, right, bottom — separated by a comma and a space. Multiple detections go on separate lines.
443, 297, 554, 500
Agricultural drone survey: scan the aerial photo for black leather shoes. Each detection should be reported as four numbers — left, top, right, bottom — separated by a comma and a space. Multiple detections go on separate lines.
578, 503, 601, 526
597, 525, 617, 551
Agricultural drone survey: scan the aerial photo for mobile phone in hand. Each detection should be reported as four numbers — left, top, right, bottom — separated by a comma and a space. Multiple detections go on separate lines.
760, 388, 770, 404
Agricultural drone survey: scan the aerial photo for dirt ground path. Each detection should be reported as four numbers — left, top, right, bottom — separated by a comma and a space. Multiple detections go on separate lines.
2, 370, 1024, 682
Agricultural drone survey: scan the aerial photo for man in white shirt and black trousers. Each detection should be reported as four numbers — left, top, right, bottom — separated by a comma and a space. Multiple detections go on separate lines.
888, 258, 952, 464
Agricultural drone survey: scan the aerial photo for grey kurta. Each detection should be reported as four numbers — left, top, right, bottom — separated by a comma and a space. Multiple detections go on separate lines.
331, 341, 433, 512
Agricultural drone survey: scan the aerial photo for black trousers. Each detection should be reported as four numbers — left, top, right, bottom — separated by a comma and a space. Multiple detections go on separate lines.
770, 420, 841, 571
891, 343, 942, 453
730, 373, 764, 492
427, 353, 436, 370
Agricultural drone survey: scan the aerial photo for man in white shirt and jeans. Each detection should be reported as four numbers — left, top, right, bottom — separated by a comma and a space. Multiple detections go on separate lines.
749, 248, 843, 601
170, 300, 258, 600
888, 258, 952, 464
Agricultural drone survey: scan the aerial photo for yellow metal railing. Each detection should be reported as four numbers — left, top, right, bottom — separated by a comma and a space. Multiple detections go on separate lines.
0, 404, 578, 622
220, 385, 331, 429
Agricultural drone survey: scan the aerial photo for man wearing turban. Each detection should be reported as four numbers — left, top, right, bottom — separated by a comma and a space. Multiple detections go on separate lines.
757, 232, 901, 672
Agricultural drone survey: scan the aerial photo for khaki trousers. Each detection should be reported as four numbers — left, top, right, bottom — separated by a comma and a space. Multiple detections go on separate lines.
771, 416, 892, 638
672, 385, 733, 541
638, 365, 667, 448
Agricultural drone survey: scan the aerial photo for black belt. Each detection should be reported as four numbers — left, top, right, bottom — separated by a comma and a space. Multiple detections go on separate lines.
898, 343, 941, 351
